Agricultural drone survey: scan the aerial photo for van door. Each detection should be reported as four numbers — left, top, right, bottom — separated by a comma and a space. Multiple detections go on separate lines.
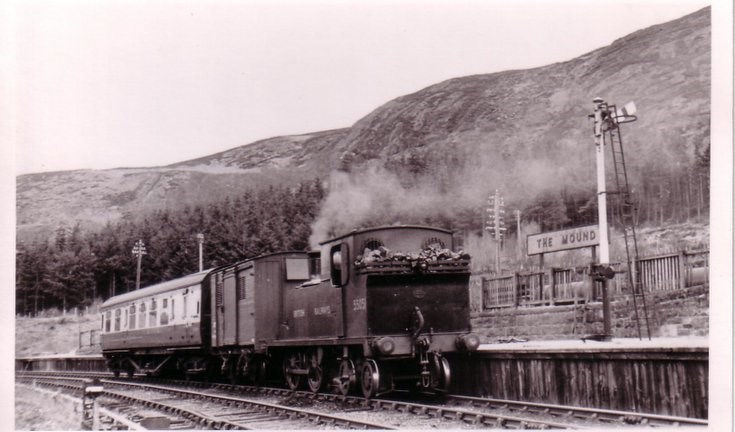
222, 270, 238, 345
237, 267, 255, 345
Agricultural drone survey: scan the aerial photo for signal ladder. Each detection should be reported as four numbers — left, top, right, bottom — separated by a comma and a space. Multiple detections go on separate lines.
604, 104, 651, 340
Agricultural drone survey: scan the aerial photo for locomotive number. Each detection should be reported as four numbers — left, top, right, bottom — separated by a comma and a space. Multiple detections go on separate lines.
293, 309, 305, 318
353, 297, 366, 311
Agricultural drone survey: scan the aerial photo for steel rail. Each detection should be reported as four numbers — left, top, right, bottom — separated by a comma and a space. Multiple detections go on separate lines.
101, 379, 396, 430
182, 382, 586, 429
443, 394, 708, 427
18, 373, 394, 430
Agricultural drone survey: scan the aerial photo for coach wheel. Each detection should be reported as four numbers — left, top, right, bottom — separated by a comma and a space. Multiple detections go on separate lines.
336, 359, 356, 396
283, 354, 302, 390
307, 364, 324, 393
361, 359, 380, 399
430, 354, 451, 392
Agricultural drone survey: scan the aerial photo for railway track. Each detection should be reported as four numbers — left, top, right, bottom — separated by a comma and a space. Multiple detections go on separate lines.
441, 394, 709, 428
17, 373, 395, 429
17, 372, 707, 429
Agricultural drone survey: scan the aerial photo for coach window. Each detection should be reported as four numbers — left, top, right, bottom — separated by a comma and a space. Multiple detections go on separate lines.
183, 294, 188, 319
190, 287, 200, 319
149, 299, 158, 327
114, 309, 121, 332
139, 303, 147, 329
160, 298, 169, 326
104, 311, 111, 333
129, 305, 137, 330
171, 297, 176, 322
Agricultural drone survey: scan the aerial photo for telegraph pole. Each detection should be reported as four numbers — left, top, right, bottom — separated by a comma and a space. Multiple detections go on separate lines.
515, 209, 523, 268
132, 240, 147, 290
197, 233, 204, 272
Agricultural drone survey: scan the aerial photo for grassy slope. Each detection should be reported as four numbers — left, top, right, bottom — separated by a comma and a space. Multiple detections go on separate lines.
15, 313, 101, 357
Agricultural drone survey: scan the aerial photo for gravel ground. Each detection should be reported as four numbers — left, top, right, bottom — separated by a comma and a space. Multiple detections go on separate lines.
15, 384, 82, 431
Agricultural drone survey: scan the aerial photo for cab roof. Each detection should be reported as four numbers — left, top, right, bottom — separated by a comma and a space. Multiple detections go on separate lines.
100, 269, 212, 310
319, 225, 452, 245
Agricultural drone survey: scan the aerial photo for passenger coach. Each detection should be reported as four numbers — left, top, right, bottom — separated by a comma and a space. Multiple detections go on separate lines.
100, 270, 212, 377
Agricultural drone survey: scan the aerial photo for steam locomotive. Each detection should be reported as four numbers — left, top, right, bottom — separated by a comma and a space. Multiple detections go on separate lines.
100, 225, 480, 398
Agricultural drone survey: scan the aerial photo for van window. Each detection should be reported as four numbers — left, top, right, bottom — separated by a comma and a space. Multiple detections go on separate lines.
237, 275, 246, 300
286, 258, 310, 281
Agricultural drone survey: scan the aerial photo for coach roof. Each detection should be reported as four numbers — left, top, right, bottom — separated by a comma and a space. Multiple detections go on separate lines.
100, 269, 213, 310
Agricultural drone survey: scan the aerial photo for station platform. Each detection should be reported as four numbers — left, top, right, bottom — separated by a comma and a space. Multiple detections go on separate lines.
478, 336, 708, 352
452, 336, 708, 419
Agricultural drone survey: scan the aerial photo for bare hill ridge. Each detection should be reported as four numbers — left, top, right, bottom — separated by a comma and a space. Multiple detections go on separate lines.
17, 8, 709, 242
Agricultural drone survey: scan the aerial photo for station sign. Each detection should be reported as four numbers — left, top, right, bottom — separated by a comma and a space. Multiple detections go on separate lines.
527, 225, 599, 255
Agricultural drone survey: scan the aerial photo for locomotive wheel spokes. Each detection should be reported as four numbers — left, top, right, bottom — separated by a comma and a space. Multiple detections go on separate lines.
361, 359, 380, 399
283, 354, 302, 390
336, 359, 356, 396
307, 364, 324, 393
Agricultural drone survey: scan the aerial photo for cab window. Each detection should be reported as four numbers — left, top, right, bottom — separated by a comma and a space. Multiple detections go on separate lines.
330, 243, 349, 286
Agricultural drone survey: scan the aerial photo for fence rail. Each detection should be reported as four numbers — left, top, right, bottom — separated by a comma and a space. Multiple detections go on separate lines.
481, 250, 708, 310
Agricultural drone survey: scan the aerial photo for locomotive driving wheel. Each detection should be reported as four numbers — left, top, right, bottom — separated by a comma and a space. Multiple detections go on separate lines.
336, 359, 356, 396
430, 353, 451, 392
307, 364, 324, 393
283, 353, 302, 390
361, 359, 380, 399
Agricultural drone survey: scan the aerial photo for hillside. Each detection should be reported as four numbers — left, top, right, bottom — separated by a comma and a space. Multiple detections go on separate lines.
16, 8, 710, 243
17, 129, 348, 241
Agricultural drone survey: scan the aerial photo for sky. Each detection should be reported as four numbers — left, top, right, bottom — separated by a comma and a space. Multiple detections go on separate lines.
6, 0, 712, 175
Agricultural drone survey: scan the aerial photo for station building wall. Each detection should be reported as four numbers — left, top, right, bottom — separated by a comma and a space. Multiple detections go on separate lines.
470, 283, 709, 341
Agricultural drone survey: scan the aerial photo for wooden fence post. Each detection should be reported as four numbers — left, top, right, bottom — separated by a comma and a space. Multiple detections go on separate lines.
513, 273, 519, 307
678, 251, 687, 290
